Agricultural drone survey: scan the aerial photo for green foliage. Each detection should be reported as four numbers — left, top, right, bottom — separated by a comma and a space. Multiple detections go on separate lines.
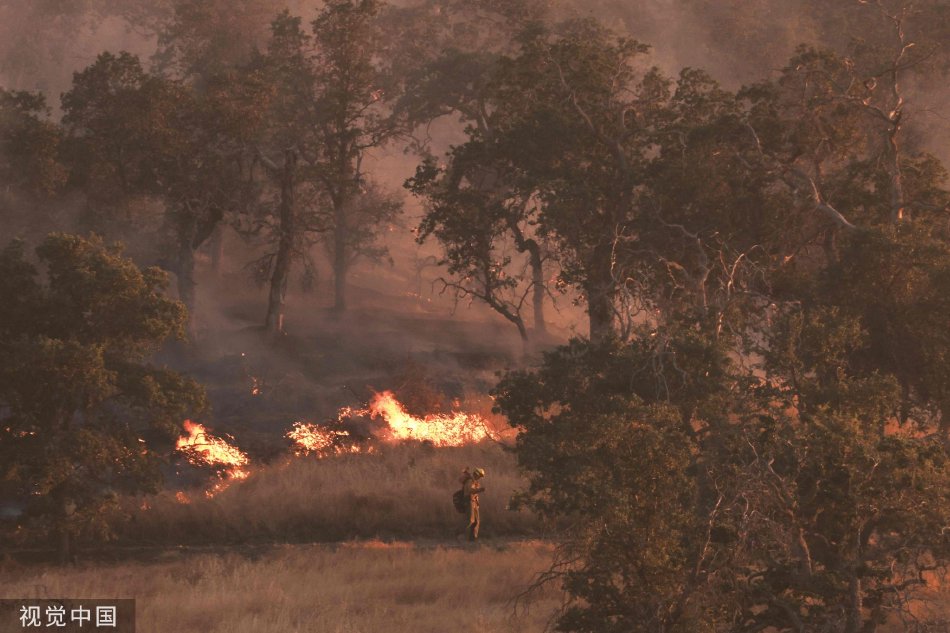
498, 335, 950, 632
412, 18, 790, 342
0, 88, 67, 196
61, 52, 180, 203
61, 51, 254, 312
155, 0, 279, 82
715, 407, 950, 633
0, 234, 207, 555
498, 341, 704, 631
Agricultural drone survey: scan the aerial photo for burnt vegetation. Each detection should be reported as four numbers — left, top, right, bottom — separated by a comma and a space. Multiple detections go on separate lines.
2, 1, 950, 631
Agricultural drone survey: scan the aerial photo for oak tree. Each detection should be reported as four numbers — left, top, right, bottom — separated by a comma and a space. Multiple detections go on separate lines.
0, 234, 206, 562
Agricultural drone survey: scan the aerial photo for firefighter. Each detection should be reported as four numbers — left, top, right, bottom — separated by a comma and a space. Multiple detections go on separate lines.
463, 467, 486, 541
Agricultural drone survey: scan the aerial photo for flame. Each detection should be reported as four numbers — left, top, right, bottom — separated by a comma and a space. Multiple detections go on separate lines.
286, 422, 362, 456
250, 376, 262, 396
287, 392, 496, 457
176, 420, 250, 496
361, 391, 495, 447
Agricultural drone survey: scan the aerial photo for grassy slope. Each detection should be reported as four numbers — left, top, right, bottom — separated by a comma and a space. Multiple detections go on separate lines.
0, 541, 561, 633
119, 443, 542, 545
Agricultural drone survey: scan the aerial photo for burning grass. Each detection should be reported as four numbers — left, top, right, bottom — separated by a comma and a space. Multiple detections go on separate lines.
359, 389, 503, 446
176, 421, 250, 496
0, 541, 562, 633
119, 442, 541, 545
284, 389, 511, 457
285, 422, 358, 456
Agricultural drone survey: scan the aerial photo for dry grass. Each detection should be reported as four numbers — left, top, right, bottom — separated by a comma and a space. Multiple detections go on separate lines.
119, 442, 542, 545
0, 541, 562, 633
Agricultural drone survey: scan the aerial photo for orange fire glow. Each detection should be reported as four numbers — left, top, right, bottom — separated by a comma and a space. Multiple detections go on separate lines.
287, 392, 497, 456
176, 420, 250, 496
286, 422, 363, 456
167, 393, 500, 504
360, 391, 496, 447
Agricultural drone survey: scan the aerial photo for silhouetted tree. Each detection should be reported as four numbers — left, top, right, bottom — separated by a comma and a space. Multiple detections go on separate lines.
61, 52, 251, 327
0, 89, 67, 197
0, 234, 206, 563
309, 0, 405, 313
493, 9, 950, 633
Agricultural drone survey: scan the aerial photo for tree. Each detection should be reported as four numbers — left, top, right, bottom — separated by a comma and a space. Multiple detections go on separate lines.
386, 0, 549, 128
483, 21, 667, 342
402, 16, 556, 345
739, 33, 950, 426
0, 88, 67, 198
493, 9, 950, 632
417, 20, 782, 343
256, 149, 300, 335
0, 234, 206, 562
409, 149, 549, 348
154, 0, 279, 85
236, 4, 404, 325
61, 52, 252, 326
496, 334, 736, 633
498, 328, 950, 632
308, 0, 405, 313
228, 11, 312, 336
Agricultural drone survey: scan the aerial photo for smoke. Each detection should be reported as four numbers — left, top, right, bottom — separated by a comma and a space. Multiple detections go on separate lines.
554, 0, 809, 87
0, 9, 158, 106
554, 0, 949, 162
1, 0, 947, 447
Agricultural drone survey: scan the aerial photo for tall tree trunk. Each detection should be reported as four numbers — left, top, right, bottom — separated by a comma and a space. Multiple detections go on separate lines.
529, 243, 547, 335
58, 527, 72, 566
586, 243, 616, 343
882, 16, 908, 225
177, 236, 197, 337
333, 201, 347, 313
265, 151, 296, 335
940, 401, 950, 439
56, 495, 76, 566
588, 288, 614, 343
210, 224, 225, 276
885, 122, 905, 223
176, 203, 223, 338
485, 293, 529, 359
845, 574, 863, 633
506, 214, 547, 336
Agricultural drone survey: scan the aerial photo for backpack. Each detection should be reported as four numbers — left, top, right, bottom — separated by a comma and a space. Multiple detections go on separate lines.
452, 488, 469, 514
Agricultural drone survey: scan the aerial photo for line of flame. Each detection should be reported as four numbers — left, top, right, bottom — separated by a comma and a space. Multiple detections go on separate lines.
360, 391, 495, 447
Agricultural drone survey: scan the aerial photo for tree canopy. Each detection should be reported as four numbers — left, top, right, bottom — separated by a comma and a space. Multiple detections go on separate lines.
483, 5, 950, 632
1, 3, 950, 623
0, 234, 206, 562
